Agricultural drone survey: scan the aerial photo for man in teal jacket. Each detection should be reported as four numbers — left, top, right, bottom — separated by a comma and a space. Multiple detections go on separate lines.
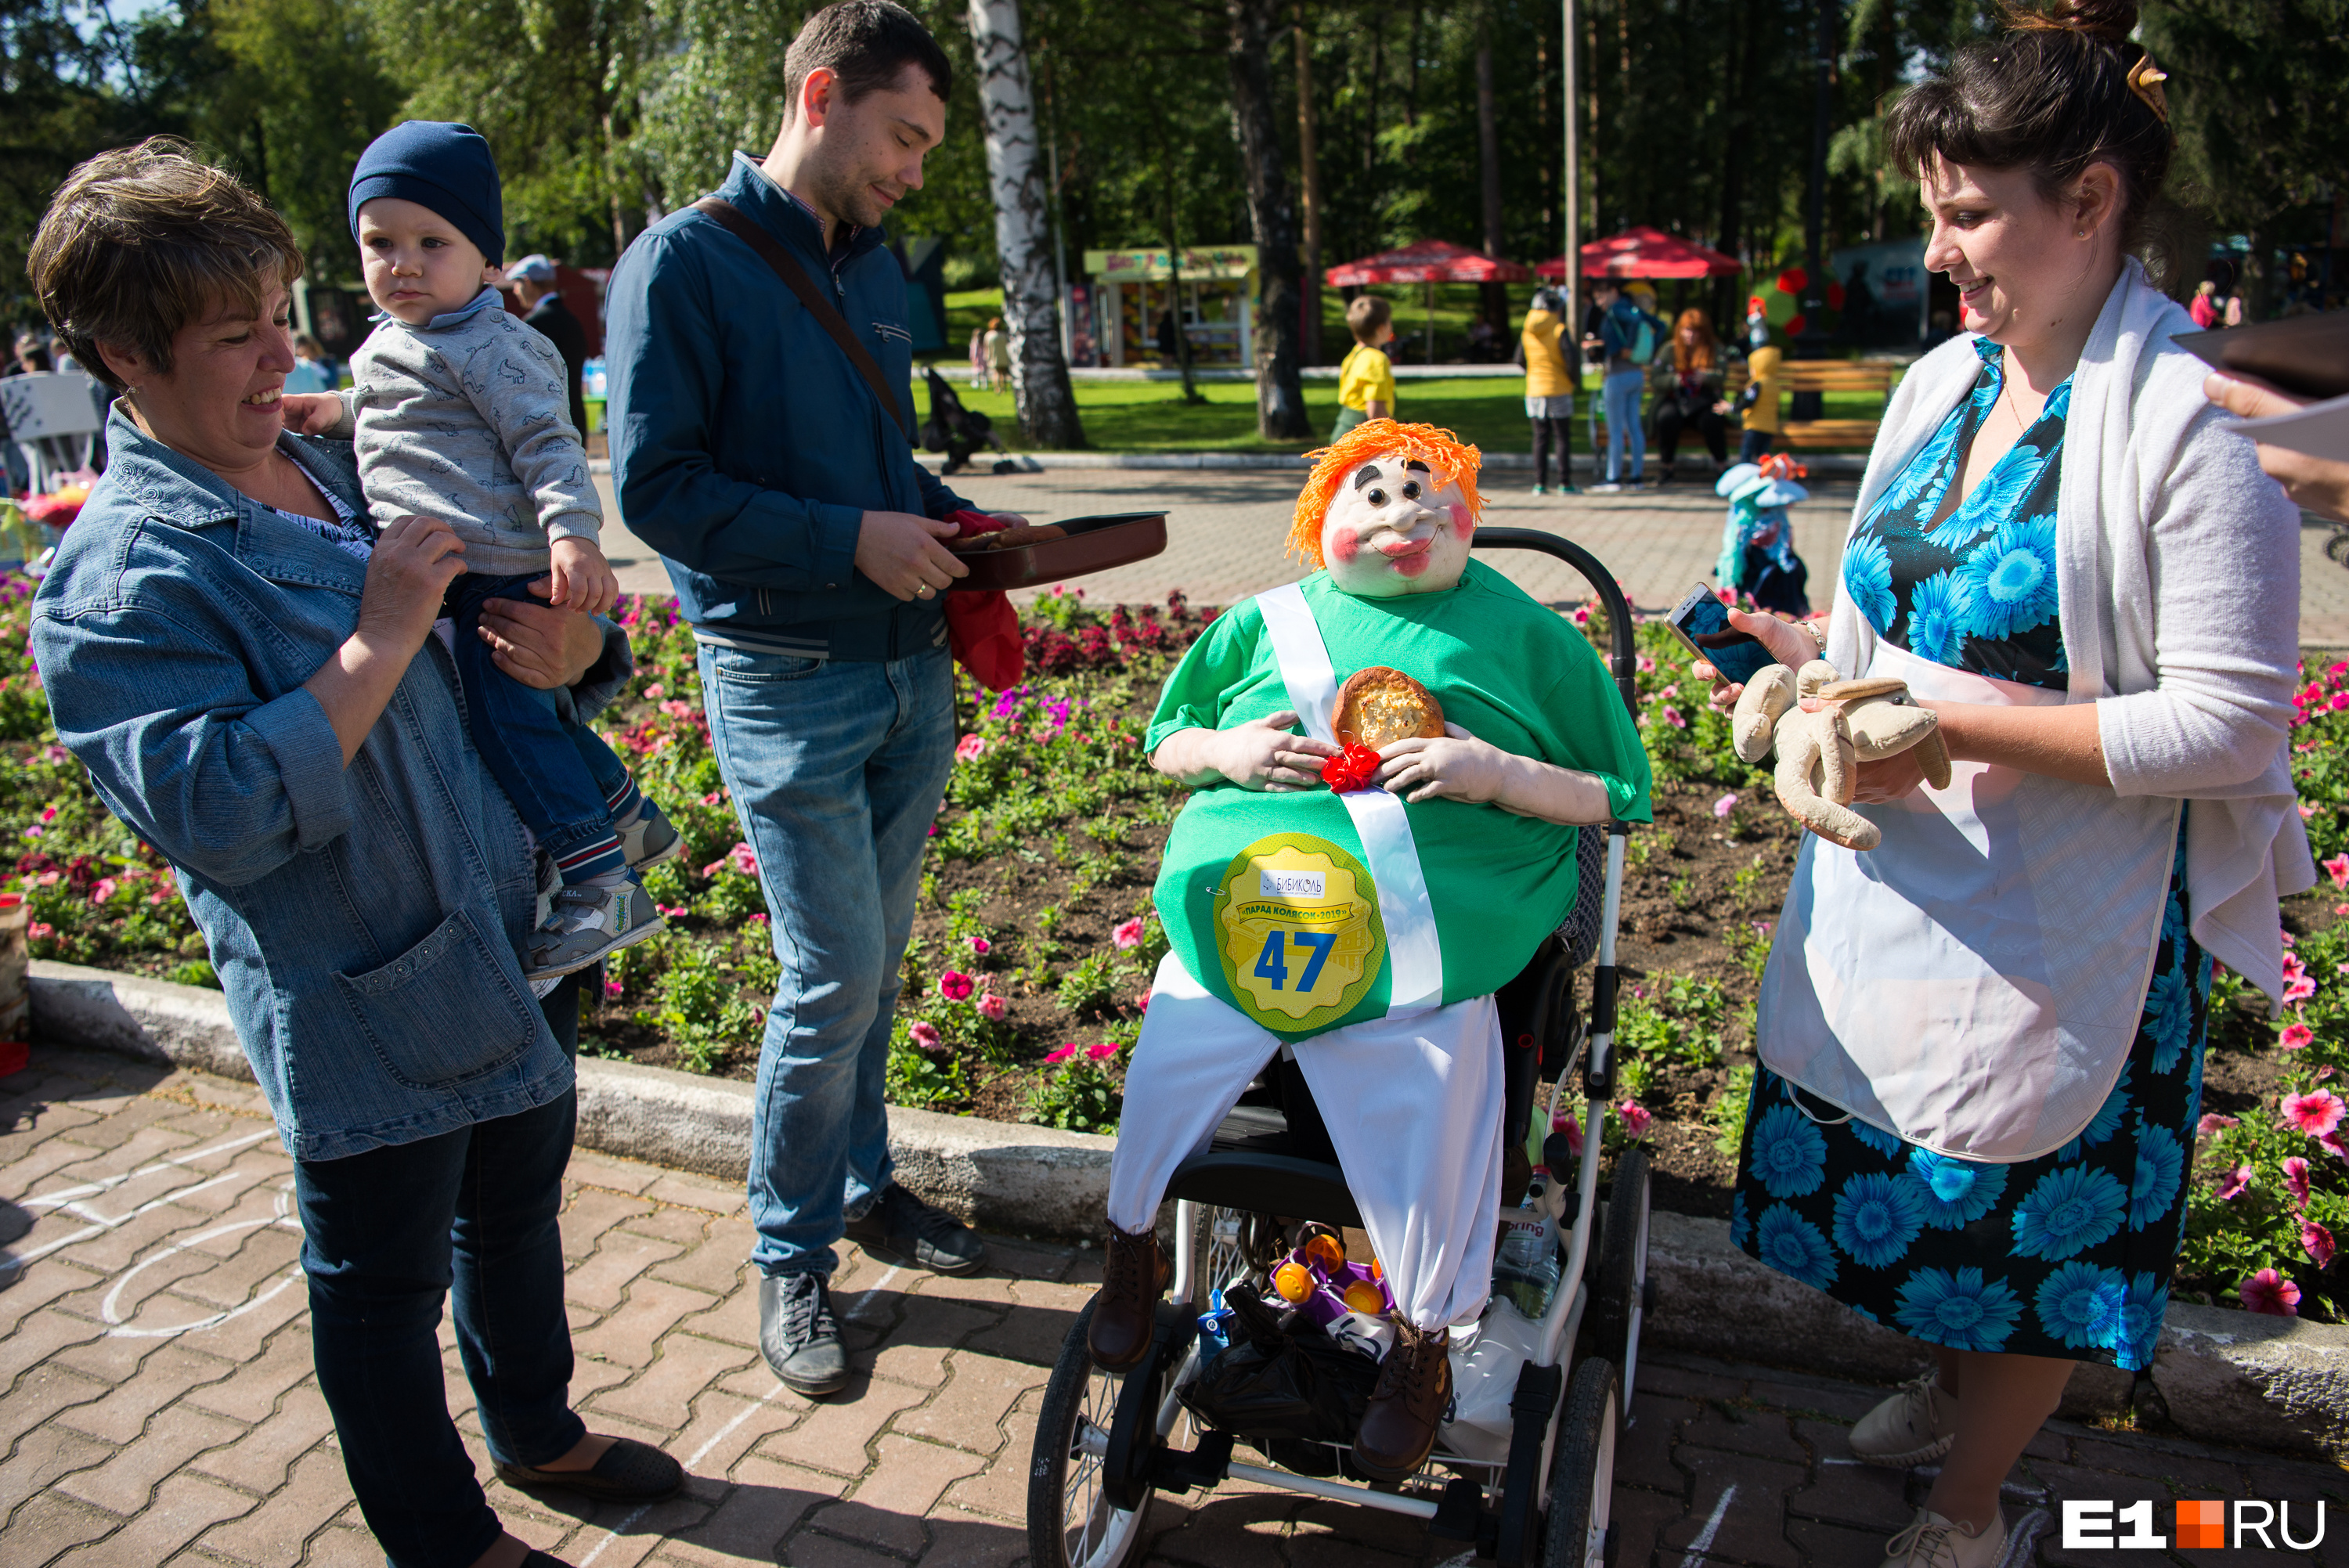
604, 0, 990, 1397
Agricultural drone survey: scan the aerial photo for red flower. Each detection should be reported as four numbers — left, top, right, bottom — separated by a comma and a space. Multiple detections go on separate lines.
1111, 917, 1144, 950
2301, 1220, 2336, 1271
1044, 1043, 1080, 1065
2282, 1089, 2346, 1139
2284, 1156, 2312, 1207
2238, 1267, 2300, 1317
978, 993, 1007, 1022
1616, 1100, 1654, 1139
937, 971, 975, 1002
2215, 1163, 2253, 1200
1086, 1042, 1120, 1062
1551, 1111, 1584, 1158
1320, 743, 1384, 794
2280, 1023, 2315, 1051
908, 1021, 944, 1052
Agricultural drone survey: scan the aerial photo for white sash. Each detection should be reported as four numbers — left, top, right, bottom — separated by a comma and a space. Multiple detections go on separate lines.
1757, 638, 2178, 1161
1255, 583, 1446, 1016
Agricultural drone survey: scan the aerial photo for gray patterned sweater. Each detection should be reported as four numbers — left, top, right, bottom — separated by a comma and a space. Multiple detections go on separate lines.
344, 288, 601, 577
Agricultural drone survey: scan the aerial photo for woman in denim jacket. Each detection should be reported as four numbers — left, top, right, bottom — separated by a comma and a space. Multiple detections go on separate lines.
27, 139, 681, 1568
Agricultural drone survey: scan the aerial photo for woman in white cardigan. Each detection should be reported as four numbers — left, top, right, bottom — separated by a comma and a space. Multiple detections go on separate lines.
1696, 4, 2315, 1565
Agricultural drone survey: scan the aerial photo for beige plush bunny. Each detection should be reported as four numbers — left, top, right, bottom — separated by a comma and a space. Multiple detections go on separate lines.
1730, 661, 1950, 852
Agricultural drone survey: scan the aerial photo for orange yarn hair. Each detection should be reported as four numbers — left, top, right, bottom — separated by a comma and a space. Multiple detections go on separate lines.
1288, 420, 1486, 568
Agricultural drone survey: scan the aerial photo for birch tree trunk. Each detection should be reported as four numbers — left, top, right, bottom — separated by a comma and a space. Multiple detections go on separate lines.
1227, 0, 1309, 439
967, 0, 1085, 449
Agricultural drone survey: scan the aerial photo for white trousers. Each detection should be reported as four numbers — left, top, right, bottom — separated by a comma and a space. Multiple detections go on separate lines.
1106, 953, 1503, 1331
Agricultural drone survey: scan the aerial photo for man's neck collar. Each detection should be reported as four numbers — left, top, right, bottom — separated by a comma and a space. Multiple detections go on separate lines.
754, 155, 852, 254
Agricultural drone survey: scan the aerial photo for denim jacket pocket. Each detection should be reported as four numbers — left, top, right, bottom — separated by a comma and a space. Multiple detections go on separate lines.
330, 907, 539, 1088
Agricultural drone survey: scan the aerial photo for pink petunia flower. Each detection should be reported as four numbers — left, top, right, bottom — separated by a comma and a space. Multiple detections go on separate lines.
27, 921, 52, 941
660, 699, 693, 719
89, 878, 116, 904
1044, 1043, 1080, 1065
2324, 1129, 2349, 1163
2281, 1023, 2316, 1051
978, 993, 1007, 1022
2302, 1220, 2336, 1272
702, 791, 723, 806
1712, 793, 1739, 818
2327, 854, 2349, 891
643, 683, 664, 700
1616, 1100, 1653, 1138
937, 971, 975, 1002
728, 842, 758, 877
604, 977, 624, 999
1086, 1042, 1120, 1062
1134, 990, 1153, 1013
2286, 976, 2317, 1004
2282, 1089, 2347, 1138
1662, 705, 1687, 730
2239, 1268, 2301, 1317
1635, 654, 1655, 673
955, 734, 988, 762
2197, 1112, 2240, 1137
2284, 1156, 2312, 1207
908, 1021, 944, 1051
2300, 802, 2318, 820
970, 936, 991, 953
1551, 1111, 1584, 1158
1111, 917, 1145, 950
2216, 1163, 2254, 1200
40, 806, 56, 822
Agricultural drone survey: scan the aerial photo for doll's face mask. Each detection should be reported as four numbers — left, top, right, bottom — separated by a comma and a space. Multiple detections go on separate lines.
1319, 456, 1474, 598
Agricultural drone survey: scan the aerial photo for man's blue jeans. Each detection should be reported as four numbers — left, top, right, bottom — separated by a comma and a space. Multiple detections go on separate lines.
695, 642, 954, 1277
296, 977, 584, 1568
1603, 369, 1647, 483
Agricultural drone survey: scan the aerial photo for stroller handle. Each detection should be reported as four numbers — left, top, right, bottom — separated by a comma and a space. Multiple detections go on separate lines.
1470, 528, 1640, 723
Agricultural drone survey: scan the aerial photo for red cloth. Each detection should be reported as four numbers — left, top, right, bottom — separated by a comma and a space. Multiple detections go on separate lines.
942, 510, 1024, 691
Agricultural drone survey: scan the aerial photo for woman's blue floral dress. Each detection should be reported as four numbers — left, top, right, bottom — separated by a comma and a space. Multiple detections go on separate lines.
1730, 341, 2211, 1370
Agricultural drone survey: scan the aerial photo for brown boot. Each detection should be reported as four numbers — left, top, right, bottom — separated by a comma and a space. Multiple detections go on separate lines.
1351, 1321, 1452, 1482
1086, 1225, 1170, 1372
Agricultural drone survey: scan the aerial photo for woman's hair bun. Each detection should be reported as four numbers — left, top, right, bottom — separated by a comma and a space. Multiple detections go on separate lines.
2004, 0, 2139, 43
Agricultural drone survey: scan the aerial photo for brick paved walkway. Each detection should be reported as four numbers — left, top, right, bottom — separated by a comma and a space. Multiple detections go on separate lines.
594, 469, 2349, 647
6, 1048, 2345, 1566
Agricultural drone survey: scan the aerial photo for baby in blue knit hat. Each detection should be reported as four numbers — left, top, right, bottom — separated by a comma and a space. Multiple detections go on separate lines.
340, 119, 675, 978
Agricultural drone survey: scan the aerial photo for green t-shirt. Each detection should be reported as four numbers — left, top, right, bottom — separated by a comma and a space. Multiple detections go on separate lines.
1147, 562, 1654, 1041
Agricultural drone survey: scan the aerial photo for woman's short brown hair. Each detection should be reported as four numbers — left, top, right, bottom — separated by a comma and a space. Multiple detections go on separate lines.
1884, 0, 2170, 249
28, 137, 302, 393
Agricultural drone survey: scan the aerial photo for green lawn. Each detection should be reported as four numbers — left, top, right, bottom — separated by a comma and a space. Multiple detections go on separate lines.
915, 367, 1889, 456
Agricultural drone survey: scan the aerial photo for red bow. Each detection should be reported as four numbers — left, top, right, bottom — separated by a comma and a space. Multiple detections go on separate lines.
1320, 743, 1384, 794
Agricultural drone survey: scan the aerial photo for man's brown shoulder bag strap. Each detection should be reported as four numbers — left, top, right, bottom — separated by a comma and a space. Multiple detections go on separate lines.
691, 196, 906, 432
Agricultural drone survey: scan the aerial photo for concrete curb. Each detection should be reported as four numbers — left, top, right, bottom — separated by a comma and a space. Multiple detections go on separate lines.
28, 961, 2346, 1456
27, 961, 1115, 1243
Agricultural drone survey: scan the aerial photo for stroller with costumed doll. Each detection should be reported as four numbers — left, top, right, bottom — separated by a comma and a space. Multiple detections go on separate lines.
1025, 528, 1651, 1568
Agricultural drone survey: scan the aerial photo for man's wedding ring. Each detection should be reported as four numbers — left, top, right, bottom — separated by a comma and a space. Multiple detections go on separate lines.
917, 584, 935, 598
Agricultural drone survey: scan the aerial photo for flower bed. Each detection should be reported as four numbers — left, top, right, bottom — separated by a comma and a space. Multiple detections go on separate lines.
3, 568, 2341, 1320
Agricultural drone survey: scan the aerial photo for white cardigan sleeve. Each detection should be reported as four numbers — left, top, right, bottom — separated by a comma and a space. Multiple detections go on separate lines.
2095, 399, 2301, 798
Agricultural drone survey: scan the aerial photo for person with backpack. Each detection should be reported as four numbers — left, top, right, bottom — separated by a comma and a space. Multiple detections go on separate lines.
1591, 279, 1663, 492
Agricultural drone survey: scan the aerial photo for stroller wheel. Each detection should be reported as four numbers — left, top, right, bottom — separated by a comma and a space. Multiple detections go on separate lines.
1028, 1298, 1157, 1568
1592, 1147, 1651, 1413
1541, 1358, 1620, 1568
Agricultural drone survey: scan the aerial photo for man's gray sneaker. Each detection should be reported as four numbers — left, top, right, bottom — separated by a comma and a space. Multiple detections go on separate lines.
845, 1183, 987, 1276
615, 797, 683, 870
525, 871, 662, 979
760, 1271, 848, 1397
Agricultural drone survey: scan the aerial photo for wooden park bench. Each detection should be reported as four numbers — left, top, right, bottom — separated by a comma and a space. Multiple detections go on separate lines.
1717, 359, 1900, 451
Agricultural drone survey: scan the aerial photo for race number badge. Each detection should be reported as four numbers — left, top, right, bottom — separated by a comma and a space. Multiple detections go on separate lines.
1214, 833, 1386, 1032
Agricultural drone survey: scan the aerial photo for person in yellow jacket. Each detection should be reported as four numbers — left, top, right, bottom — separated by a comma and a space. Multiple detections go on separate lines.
1331, 295, 1397, 442
1519, 287, 1579, 493
1736, 343, 1784, 463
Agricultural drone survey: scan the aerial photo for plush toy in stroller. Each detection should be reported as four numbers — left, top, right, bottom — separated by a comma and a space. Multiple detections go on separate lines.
1714, 453, 1811, 615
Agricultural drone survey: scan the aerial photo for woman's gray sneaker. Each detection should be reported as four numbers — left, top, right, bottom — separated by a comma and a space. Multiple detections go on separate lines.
525, 871, 663, 979
615, 798, 683, 869
760, 1271, 848, 1396
1849, 1373, 1961, 1467
845, 1183, 987, 1275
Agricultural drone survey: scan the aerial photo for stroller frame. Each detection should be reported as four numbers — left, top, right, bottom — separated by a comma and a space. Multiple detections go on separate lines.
1027, 530, 1651, 1567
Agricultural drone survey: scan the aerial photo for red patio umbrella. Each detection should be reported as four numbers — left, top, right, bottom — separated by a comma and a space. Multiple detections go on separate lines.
1323, 240, 1530, 362
1537, 225, 1741, 282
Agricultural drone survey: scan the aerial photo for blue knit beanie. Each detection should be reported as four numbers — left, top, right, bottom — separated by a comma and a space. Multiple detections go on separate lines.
348, 121, 505, 266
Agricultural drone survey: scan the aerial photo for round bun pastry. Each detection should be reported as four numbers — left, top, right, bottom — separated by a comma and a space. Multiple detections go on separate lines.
948, 521, 1066, 553
1334, 667, 1445, 749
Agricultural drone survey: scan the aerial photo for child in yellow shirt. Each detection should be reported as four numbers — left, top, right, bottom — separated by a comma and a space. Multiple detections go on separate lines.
1332, 295, 1397, 442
